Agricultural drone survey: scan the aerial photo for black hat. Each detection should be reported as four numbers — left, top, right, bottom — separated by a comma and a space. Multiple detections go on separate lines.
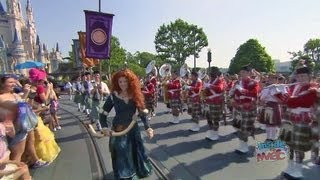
240, 64, 252, 72
295, 66, 310, 74
93, 70, 100, 74
85, 72, 91, 75
295, 59, 311, 74
210, 67, 221, 77
191, 70, 198, 77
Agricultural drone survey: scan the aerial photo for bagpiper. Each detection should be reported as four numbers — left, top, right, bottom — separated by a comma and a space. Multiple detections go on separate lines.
184, 70, 203, 132
167, 70, 182, 124
142, 73, 157, 119
203, 69, 226, 140
279, 62, 318, 179
259, 73, 288, 141
232, 64, 260, 154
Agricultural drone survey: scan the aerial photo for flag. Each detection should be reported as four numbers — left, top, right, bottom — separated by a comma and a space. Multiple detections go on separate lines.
78, 32, 100, 67
84, 10, 114, 59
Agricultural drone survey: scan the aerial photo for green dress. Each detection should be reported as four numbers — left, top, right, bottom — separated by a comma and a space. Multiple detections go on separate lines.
103, 94, 152, 179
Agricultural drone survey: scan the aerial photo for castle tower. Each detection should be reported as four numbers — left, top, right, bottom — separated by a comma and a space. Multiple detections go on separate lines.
25, 0, 36, 59
6, 0, 25, 34
11, 28, 26, 75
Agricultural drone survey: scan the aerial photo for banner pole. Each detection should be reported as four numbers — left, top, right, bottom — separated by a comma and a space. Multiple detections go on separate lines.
98, 0, 102, 83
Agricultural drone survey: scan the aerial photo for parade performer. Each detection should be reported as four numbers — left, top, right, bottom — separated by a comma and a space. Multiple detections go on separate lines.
232, 64, 260, 153
259, 74, 287, 141
279, 63, 318, 179
84, 72, 93, 116
185, 70, 203, 132
204, 69, 226, 140
73, 75, 83, 112
142, 74, 156, 119
100, 68, 154, 179
149, 71, 158, 116
167, 70, 182, 124
90, 71, 110, 131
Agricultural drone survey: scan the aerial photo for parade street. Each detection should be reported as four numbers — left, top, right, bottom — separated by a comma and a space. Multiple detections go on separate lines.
32, 95, 319, 180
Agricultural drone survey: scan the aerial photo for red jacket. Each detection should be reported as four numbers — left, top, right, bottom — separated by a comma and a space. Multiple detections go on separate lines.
188, 78, 203, 102
167, 79, 181, 99
205, 77, 226, 104
233, 78, 260, 111
286, 83, 317, 109
143, 81, 155, 98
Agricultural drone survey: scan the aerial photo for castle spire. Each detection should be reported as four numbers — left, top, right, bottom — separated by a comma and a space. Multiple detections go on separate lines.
26, 0, 32, 12
56, 42, 59, 52
36, 35, 40, 45
0, 1, 6, 15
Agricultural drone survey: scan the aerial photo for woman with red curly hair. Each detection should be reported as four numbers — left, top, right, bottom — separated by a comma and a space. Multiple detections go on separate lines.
101, 68, 154, 179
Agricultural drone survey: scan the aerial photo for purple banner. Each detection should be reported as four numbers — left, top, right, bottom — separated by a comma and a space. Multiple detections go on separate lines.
84, 10, 114, 59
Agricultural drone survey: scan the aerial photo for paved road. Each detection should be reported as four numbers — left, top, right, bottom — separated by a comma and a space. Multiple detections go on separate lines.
32, 95, 320, 180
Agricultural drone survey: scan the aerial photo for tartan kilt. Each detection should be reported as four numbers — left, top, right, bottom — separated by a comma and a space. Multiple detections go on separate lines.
239, 109, 257, 136
191, 102, 202, 119
145, 96, 155, 110
232, 108, 242, 129
187, 97, 193, 115
206, 104, 223, 122
279, 113, 316, 152
257, 105, 265, 124
73, 91, 83, 103
259, 102, 282, 126
80, 93, 87, 105
169, 98, 181, 109
86, 97, 92, 109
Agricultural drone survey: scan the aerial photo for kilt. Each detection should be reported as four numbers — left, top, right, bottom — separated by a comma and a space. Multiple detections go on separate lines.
206, 104, 223, 130
259, 102, 282, 126
279, 112, 317, 152
80, 93, 87, 105
191, 102, 202, 123
86, 97, 92, 109
257, 105, 265, 124
234, 108, 257, 141
169, 98, 181, 116
73, 91, 82, 103
145, 96, 155, 110
232, 108, 242, 130
90, 100, 103, 121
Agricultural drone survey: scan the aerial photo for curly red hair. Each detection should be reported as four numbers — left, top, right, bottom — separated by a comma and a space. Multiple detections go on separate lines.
111, 68, 145, 110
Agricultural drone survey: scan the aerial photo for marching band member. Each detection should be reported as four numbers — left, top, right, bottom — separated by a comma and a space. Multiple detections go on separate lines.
259, 73, 287, 142
232, 64, 260, 154
167, 70, 182, 124
149, 71, 158, 116
142, 74, 156, 119
90, 71, 110, 131
73, 75, 83, 112
83, 72, 94, 116
204, 69, 226, 140
185, 70, 203, 132
280, 63, 318, 179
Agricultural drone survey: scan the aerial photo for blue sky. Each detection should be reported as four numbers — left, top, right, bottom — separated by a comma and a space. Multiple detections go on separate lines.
6, 0, 320, 68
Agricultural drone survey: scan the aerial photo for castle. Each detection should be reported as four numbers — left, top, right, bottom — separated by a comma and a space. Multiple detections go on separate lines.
0, 0, 63, 75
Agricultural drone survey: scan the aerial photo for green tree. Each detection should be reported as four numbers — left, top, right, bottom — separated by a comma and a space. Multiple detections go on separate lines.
101, 36, 126, 77
154, 19, 208, 65
304, 38, 320, 62
288, 38, 320, 74
228, 39, 274, 74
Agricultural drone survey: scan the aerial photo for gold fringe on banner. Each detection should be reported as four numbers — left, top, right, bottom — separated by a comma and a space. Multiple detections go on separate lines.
78, 31, 100, 67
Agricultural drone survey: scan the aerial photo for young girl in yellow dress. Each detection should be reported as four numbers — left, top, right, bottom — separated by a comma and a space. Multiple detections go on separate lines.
27, 83, 61, 163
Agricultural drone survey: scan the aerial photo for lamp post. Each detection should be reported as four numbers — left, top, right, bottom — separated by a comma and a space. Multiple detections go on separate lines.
207, 48, 212, 73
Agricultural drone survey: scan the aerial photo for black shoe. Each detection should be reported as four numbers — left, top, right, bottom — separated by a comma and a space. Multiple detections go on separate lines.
281, 172, 303, 180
